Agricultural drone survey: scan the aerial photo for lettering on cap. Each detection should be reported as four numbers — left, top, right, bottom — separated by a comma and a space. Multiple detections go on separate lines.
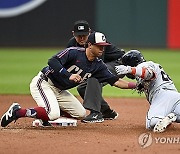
78, 26, 85, 30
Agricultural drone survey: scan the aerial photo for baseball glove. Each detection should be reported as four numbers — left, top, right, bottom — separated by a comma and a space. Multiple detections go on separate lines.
135, 78, 145, 94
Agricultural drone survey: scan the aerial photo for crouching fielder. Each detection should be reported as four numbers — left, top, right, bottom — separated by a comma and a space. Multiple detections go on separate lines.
115, 50, 180, 132
1, 32, 136, 128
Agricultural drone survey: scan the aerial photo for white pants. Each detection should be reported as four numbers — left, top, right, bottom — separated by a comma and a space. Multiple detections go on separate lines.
146, 89, 180, 129
30, 72, 86, 120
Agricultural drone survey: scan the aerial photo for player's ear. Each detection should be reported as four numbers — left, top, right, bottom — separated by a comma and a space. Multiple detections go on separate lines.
88, 42, 93, 49
85, 43, 88, 48
89, 28, 92, 34
72, 31, 75, 36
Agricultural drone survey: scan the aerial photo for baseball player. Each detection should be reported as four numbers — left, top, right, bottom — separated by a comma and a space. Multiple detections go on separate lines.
67, 20, 125, 123
115, 50, 180, 132
1, 32, 136, 127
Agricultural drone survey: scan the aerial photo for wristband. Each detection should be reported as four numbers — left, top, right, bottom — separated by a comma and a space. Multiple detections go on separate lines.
128, 82, 136, 89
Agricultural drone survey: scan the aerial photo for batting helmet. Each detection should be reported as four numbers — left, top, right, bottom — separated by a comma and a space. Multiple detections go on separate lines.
121, 50, 146, 67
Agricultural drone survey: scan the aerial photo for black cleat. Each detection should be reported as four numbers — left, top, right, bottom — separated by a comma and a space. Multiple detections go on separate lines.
1, 103, 21, 127
82, 112, 104, 123
102, 109, 119, 120
41, 120, 52, 127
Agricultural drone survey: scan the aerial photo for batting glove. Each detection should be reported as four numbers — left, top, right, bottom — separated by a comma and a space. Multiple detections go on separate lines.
115, 65, 132, 75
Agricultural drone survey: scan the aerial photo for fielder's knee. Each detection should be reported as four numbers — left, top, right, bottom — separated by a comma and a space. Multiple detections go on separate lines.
48, 111, 60, 121
74, 109, 86, 120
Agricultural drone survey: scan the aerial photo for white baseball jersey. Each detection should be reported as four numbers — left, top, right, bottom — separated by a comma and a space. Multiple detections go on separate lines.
136, 61, 177, 103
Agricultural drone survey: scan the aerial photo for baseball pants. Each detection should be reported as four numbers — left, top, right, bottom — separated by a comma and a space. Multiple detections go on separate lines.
30, 72, 86, 120
146, 89, 180, 129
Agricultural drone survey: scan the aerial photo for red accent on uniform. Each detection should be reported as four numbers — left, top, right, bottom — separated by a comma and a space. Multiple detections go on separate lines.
16, 107, 49, 121
34, 107, 49, 121
16, 109, 26, 117
60, 110, 73, 118
131, 67, 136, 75
141, 67, 146, 79
167, 0, 180, 48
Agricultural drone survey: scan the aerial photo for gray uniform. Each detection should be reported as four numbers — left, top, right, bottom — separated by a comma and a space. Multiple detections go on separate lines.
135, 61, 180, 129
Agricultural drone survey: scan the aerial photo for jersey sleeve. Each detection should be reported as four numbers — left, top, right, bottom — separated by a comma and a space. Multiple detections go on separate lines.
48, 49, 75, 78
94, 61, 119, 85
132, 62, 156, 80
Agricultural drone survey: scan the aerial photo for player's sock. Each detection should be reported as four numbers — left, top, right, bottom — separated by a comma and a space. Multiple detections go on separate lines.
90, 110, 100, 114
60, 110, 73, 118
16, 107, 49, 121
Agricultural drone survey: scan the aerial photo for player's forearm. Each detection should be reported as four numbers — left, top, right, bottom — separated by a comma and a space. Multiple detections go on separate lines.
130, 67, 155, 80
113, 79, 136, 89
115, 65, 155, 80
48, 57, 71, 78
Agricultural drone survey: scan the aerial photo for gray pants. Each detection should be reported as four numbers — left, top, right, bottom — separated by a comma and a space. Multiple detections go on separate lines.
77, 61, 124, 113
78, 78, 108, 112
146, 89, 180, 129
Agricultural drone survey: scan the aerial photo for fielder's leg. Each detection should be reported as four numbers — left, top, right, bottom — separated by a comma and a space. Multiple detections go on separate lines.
1, 72, 58, 127
55, 89, 86, 120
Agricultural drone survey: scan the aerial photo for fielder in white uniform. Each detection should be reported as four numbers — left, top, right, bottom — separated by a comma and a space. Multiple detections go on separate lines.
115, 50, 180, 132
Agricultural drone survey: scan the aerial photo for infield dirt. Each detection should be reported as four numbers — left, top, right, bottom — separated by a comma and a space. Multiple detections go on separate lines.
0, 95, 180, 154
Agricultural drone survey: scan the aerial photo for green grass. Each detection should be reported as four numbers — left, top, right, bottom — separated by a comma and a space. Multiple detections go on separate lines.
0, 48, 58, 94
0, 48, 180, 97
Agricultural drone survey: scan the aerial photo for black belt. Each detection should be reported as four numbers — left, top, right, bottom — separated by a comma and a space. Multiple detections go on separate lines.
40, 73, 48, 81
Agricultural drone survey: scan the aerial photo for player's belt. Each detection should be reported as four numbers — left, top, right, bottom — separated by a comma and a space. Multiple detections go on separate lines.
40, 73, 48, 82
40, 72, 54, 86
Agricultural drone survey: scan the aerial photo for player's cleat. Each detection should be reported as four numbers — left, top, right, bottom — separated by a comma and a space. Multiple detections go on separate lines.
102, 109, 119, 120
82, 112, 104, 123
41, 120, 52, 127
1, 103, 21, 127
32, 120, 52, 127
153, 113, 177, 133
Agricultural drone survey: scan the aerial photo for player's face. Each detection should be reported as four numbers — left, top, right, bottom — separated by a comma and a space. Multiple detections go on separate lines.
74, 35, 89, 46
91, 44, 105, 57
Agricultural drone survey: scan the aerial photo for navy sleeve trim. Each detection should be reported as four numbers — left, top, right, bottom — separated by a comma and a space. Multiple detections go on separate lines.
60, 68, 71, 78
